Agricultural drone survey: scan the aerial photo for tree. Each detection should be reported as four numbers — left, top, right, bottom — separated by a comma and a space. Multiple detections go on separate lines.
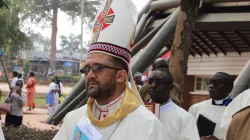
0, 0, 8, 8
60, 34, 81, 52
23, 58, 30, 78
0, 0, 30, 59
169, 0, 200, 105
22, 0, 101, 70
29, 32, 51, 52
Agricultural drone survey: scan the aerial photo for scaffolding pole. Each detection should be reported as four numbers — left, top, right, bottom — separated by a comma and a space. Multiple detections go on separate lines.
131, 8, 179, 74
230, 59, 250, 98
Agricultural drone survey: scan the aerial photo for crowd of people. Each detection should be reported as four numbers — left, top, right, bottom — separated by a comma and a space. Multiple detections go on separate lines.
0, 71, 36, 127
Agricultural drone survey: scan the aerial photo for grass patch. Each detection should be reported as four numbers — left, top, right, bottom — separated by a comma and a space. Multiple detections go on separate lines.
1, 93, 47, 108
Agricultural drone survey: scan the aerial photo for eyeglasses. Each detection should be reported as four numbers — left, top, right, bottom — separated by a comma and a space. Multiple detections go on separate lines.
82, 63, 122, 74
148, 78, 168, 86
207, 80, 220, 86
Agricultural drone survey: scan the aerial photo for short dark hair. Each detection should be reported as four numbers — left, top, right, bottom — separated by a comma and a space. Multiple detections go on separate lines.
30, 72, 35, 77
153, 68, 173, 84
16, 80, 23, 87
216, 72, 234, 85
13, 71, 18, 77
109, 56, 127, 71
18, 73, 22, 79
152, 58, 169, 70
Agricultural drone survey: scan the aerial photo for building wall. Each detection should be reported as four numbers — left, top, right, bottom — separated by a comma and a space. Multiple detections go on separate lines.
187, 52, 250, 75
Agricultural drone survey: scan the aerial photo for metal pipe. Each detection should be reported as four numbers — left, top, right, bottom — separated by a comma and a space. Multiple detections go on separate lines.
0, 54, 11, 88
80, 0, 84, 71
131, 8, 179, 74
134, 14, 150, 44
157, 47, 169, 58
52, 90, 88, 125
150, 0, 180, 11
131, 15, 170, 57
137, 0, 152, 23
74, 95, 88, 110
45, 76, 86, 124
230, 59, 250, 98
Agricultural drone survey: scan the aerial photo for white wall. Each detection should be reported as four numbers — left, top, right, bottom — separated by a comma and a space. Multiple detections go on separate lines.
187, 52, 250, 75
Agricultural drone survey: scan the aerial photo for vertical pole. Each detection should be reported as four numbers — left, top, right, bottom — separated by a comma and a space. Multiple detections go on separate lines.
80, 0, 84, 71
0, 55, 11, 88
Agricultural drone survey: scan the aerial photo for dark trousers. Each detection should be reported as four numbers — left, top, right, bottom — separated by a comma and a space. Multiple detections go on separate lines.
5, 113, 23, 127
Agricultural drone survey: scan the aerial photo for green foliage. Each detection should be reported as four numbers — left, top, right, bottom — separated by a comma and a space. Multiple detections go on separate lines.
0, 0, 8, 8
60, 34, 80, 51
49, 75, 80, 83
2, 125, 58, 140
61, 93, 68, 98
23, 59, 31, 78
0, 0, 31, 59
22, 0, 101, 28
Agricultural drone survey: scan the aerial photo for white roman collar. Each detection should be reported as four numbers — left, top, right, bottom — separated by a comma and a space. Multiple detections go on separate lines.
93, 93, 124, 121
160, 99, 175, 113
214, 96, 230, 105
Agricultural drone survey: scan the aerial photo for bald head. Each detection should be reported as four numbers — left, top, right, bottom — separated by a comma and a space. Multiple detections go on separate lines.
152, 58, 169, 70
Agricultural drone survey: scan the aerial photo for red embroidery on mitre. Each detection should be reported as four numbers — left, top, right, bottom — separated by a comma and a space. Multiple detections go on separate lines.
129, 28, 136, 48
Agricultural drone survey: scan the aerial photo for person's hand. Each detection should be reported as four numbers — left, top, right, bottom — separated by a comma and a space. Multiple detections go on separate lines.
17, 89, 22, 96
200, 135, 219, 140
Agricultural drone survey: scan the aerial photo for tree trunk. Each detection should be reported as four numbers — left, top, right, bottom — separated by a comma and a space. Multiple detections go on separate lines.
50, 8, 58, 70
169, 0, 200, 105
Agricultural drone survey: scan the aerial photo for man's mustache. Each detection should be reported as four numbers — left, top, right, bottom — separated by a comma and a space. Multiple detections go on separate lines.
87, 79, 99, 85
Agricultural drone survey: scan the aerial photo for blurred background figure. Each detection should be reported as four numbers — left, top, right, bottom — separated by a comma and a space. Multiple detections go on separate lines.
5, 80, 26, 127
134, 72, 143, 91
26, 72, 36, 111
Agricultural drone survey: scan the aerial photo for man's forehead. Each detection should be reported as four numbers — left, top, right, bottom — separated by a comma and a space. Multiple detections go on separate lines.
149, 71, 163, 78
87, 53, 112, 64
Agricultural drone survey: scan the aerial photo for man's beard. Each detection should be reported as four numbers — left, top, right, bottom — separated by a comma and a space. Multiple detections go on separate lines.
86, 77, 116, 101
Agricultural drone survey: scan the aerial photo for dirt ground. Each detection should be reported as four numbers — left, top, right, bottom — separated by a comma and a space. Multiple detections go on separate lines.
0, 107, 60, 130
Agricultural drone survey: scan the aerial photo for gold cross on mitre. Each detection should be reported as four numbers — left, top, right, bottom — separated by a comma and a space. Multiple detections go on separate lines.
92, 0, 115, 44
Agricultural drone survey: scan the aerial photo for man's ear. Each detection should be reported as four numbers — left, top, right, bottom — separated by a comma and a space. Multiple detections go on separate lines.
116, 70, 127, 83
170, 84, 174, 91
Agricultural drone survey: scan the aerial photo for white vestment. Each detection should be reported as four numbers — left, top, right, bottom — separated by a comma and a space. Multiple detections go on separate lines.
11, 77, 18, 87
189, 99, 227, 140
0, 125, 5, 140
221, 89, 250, 137
160, 100, 199, 140
54, 103, 168, 140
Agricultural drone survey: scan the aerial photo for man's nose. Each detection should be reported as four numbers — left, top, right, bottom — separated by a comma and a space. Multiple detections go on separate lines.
208, 83, 215, 88
150, 82, 157, 88
86, 69, 96, 79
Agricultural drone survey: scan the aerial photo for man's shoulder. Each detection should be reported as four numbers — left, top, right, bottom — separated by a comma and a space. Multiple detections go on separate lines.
128, 105, 160, 122
190, 99, 211, 109
66, 105, 88, 119
165, 103, 194, 120
232, 105, 250, 119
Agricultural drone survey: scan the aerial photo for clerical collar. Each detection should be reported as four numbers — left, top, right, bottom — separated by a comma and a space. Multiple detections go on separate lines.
212, 96, 232, 106
149, 99, 170, 106
93, 93, 124, 120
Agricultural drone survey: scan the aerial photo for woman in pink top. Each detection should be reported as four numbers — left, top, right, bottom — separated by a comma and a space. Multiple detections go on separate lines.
26, 72, 36, 111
